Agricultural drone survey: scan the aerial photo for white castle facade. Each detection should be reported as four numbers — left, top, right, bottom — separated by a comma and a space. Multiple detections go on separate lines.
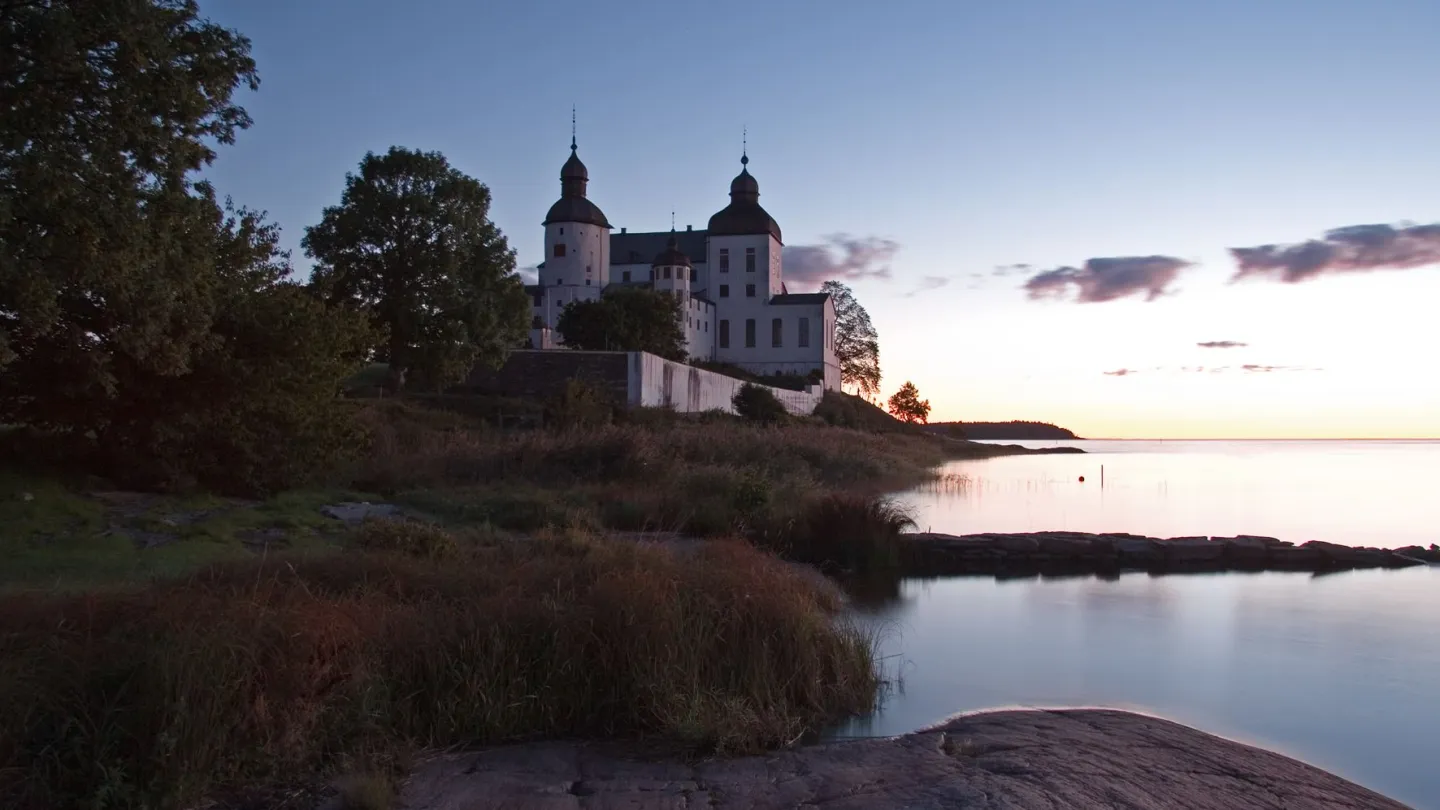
527, 138, 841, 391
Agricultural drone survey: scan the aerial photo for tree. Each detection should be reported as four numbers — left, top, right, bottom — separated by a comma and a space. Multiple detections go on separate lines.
0, 1, 377, 494
303, 147, 531, 391
820, 281, 881, 397
556, 286, 686, 360
887, 381, 931, 424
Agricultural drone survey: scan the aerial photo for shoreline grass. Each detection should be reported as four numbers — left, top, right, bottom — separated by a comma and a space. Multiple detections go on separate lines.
0, 534, 879, 809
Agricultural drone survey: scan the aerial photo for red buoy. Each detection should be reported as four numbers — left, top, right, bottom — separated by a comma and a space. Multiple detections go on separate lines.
1079, 475, 1086, 482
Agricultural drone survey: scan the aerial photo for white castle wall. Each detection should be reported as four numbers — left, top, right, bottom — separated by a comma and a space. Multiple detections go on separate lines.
626, 352, 821, 415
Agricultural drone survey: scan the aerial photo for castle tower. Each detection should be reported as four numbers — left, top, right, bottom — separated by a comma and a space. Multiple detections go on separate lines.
651, 231, 692, 298
540, 128, 611, 290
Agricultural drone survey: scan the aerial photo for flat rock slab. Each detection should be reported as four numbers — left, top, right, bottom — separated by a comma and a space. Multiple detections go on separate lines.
395, 709, 1405, 809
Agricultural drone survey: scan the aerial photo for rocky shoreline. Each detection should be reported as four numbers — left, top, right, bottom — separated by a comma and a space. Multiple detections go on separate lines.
902, 531, 1440, 577
389, 709, 1406, 809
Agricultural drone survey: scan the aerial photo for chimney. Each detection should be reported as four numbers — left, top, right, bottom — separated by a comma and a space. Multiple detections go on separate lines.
620, 227, 627, 233
686, 224, 692, 231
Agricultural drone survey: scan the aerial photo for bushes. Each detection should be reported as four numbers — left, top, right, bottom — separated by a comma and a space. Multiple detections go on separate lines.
0, 540, 878, 809
766, 493, 916, 575
352, 518, 459, 559
733, 383, 789, 424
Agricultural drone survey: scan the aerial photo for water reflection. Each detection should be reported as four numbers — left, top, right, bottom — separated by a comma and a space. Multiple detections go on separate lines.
901, 439, 1440, 549
830, 566, 1440, 808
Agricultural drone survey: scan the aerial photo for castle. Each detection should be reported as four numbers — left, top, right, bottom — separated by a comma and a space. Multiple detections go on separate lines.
526, 136, 841, 391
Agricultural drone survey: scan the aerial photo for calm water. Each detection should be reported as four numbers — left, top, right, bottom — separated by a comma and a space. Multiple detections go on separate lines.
832, 440, 1440, 808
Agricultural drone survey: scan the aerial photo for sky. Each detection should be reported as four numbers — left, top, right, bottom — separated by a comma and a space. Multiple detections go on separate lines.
199, 0, 1440, 439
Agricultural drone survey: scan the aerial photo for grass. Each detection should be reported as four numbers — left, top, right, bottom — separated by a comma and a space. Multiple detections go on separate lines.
0, 535, 878, 810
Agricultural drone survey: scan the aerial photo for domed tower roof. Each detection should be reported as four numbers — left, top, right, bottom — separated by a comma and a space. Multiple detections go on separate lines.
543, 135, 610, 229
707, 152, 781, 242
652, 233, 692, 268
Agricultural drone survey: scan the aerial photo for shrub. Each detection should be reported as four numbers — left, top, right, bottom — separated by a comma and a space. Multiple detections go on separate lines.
732, 384, 788, 424
353, 518, 459, 559
768, 493, 916, 575
545, 378, 614, 430
0, 540, 878, 809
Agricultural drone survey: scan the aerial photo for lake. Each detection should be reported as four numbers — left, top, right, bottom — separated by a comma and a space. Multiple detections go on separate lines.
832, 440, 1440, 808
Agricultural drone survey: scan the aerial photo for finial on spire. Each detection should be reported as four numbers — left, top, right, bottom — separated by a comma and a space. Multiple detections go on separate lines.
670, 210, 675, 230
570, 106, 577, 152
741, 127, 748, 166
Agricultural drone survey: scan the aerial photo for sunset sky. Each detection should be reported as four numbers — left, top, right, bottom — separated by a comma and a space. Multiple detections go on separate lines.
201, 0, 1440, 439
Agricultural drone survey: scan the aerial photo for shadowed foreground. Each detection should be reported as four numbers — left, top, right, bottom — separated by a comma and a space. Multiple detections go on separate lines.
394, 709, 1406, 810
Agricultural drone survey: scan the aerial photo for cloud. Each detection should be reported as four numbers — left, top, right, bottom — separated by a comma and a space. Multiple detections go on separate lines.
993, 263, 1033, 277
904, 275, 950, 297
1230, 222, 1440, 283
1104, 364, 1322, 377
1022, 255, 1192, 303
782, 234, 898, 289
1197, 340, 1247, 349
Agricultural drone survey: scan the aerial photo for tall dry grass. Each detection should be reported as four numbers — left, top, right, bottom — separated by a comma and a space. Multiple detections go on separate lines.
0, 536, 878, 810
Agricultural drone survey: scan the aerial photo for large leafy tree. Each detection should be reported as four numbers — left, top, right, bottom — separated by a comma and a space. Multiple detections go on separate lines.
304, 147, 531, 390
557, 286, 686, 360
887, 381, 931, 424
820, 281, 881, 397
0, 0, 374, 493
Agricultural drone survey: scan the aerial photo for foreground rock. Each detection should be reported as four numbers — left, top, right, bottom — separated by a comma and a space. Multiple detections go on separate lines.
393, 709, 1404, 809
903, 531, 1432, 577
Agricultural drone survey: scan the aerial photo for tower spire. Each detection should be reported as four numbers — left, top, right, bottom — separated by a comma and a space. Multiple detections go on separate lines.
670, 210, 675, 230
570, 106, 577, 152
741, 126, 748, 167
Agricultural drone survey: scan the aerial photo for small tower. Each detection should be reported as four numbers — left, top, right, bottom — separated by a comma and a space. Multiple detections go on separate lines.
652, 231, 693, 298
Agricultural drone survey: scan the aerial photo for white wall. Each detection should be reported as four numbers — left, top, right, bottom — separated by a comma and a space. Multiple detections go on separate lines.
531, 283, 601, 331
542, 221, 610, 288
626, 352, 821, 415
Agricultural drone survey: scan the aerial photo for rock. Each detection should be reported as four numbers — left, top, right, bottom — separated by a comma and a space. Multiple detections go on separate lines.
1113, 537, 1161, 564
1163, 537, 1226, 564
1268, 546, 1324, 568
395, 709, 1407, 809
1033, 533, 1093, 557
321, 502, 405, 523
1302, 540, 1390, 568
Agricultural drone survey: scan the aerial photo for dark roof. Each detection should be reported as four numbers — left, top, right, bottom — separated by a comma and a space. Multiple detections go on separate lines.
708, 167, 781, 241
544, 145, 610, 228
769, 293, 829, 306
611, 229, 707, 265
652, 234, 692, 267
544, 196, 610, 228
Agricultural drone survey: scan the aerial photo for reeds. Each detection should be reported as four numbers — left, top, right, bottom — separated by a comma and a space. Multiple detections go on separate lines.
0, 536, 879, 809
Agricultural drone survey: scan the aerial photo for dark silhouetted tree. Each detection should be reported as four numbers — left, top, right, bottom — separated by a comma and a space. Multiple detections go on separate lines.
0, 0, 375, 493
887, 381, 931, 424
303, 147, 531, 391
820, 281, 881, 397
557, 287, 686, 360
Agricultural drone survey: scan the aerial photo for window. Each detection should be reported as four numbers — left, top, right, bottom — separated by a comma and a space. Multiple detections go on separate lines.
532, 291, 543, 306
744, 319, 756, 348
622, 270, 631, 282
554, 244, 566, 257
559, 228, 564, 235
719, 284, 729, 297
585, 279, 590, 285
704, 321, 708, 332
690, 268, 696, 282
531, 315, 543, 329
663, 267, 672, 279
745, 247, 756, 272
745, 284, 755, 297
719, 249, 729, 272
719, 320, 730, 348
798, 317, 810, 347
772, 318, 782, 347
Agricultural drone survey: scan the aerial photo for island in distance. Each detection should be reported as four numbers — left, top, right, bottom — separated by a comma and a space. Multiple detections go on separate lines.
930, 420, 1081, 440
